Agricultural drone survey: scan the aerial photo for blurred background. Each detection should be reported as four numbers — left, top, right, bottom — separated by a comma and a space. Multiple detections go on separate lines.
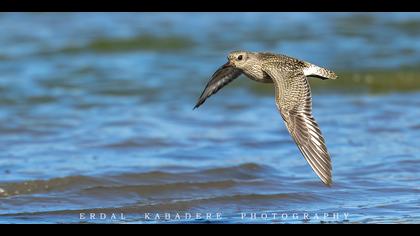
0, 13, 420, 223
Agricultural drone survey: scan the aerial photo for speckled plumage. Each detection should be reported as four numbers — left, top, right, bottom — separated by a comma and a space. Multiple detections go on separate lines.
194, 51, 338, 186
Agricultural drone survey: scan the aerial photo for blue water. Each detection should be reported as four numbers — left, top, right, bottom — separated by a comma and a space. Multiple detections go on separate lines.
0, 13, 420, 224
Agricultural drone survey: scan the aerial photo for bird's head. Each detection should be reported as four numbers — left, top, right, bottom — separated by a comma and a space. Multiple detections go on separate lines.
227, 50, 255, 70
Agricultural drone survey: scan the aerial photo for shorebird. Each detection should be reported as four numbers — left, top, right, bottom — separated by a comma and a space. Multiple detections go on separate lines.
194, 51, 338, 186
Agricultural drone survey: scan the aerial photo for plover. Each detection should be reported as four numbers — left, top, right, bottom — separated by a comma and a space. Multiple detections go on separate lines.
194, 51, 338, 186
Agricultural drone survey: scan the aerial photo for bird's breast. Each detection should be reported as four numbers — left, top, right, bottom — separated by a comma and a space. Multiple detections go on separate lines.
243, 66, 272, 83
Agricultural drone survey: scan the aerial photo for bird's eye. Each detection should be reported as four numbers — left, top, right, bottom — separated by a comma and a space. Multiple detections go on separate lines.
237, 55, 243, 60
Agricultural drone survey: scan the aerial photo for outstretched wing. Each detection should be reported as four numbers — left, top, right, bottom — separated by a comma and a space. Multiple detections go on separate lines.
263, 65, 332, 186
194, 62, 242, 109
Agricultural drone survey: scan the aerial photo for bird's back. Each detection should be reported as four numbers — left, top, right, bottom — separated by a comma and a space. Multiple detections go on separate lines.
258, 52, 337, 80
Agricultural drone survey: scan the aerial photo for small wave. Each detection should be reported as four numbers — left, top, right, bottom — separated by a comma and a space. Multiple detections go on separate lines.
101, 138, 173, 149
367, 127, 403, 133
201, 163, 274, 174
0, 175, 104, 198
113, 163, 276, 183
80, 179, 242, 197
0, 163, 273, 198
409, 124, 420, 130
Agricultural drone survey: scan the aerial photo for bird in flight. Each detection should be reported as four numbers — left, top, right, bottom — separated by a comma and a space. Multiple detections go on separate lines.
194, 51, 338, 186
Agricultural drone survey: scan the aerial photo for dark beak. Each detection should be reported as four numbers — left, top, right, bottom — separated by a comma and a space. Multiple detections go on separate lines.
222, 60, 233, 68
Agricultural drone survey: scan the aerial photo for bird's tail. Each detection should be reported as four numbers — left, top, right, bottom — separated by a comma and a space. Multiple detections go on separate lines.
303, 63, 338, 80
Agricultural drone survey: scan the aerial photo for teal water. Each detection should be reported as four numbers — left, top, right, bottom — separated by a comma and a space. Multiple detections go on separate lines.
0, 13, 420, 224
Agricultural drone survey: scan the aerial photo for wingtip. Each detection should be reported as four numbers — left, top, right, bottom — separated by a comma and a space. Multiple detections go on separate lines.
193, 99, 205, 110
193, 103, 202, 110
322, 178, 333, 187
